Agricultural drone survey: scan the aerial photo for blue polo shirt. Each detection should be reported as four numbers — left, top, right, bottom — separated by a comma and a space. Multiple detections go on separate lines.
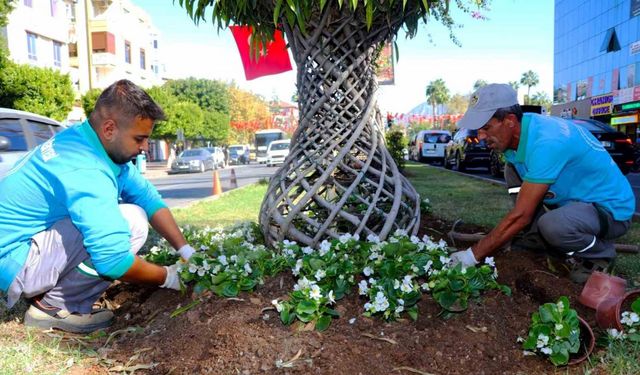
0, 121, 167, 292
504, 114, 635, 221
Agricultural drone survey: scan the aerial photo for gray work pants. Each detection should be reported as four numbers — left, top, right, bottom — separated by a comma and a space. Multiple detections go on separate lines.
6, 204, 149, 313
505, 163, 631, 259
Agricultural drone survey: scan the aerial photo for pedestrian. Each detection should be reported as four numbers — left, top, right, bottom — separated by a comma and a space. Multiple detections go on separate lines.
449, 83, 635, 283
0, 79, 195, 333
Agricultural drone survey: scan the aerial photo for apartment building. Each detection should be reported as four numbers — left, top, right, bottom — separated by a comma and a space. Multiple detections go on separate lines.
3, 0, 74, 72
553, 0, 640, 140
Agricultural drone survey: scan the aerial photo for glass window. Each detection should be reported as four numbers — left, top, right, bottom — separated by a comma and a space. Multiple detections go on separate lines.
124, 41, 131, 64
139, 49, 145, 70
0, 119, 28, 151
50, 0, 57, 17
26, 32, 37, 61
27, 120, 58, 145
53, 41, 62, 67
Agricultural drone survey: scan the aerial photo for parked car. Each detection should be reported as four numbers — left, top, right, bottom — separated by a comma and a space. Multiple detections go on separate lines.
228, 144, 250, 165
486, 117, 635, 177
266, 139, 290, 167
0, 108, 64, 179
206, 147, 226, 169
443, 128, 490, 172
409, 130, 451, 164
170, 148, 214, 173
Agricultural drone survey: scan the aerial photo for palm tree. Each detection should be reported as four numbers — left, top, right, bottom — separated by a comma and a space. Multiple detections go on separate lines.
425, 79, 450, 129
520, 70, 539, 104
472, 79, 488, 92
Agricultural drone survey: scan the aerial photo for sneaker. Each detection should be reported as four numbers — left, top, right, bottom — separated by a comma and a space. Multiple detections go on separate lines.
568, 258, 613, 284
24, 300, 113, 333
510, 232, 550, 252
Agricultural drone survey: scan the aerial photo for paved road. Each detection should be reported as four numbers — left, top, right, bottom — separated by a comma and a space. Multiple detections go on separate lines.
148, 163, 279, 208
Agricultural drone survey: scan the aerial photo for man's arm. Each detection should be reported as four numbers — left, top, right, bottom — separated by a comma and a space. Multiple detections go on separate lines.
120, 256, 167, 284
471, 181, 550, 260
149, 207, 187, 250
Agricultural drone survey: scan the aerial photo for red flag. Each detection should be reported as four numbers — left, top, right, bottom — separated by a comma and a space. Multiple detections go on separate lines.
230, 26, 292, 80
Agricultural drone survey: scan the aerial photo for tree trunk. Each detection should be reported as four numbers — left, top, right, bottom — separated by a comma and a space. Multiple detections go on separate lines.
259, 6, 420, 248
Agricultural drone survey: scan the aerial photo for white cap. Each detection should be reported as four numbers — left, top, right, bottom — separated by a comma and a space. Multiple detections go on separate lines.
458, 83, 519, 130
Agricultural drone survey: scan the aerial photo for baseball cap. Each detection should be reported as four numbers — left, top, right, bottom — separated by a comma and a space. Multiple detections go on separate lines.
458, 83, 518, 130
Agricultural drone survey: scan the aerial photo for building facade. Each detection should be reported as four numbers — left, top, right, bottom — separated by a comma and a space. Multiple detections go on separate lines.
553, 0, 640, 141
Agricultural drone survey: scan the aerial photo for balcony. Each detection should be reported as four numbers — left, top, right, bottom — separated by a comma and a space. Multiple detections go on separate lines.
92, 52, 117, 66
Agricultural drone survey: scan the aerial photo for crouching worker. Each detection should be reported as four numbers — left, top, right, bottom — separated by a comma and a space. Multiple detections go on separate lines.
0, 80, 195, 333
449, 84, 635, 282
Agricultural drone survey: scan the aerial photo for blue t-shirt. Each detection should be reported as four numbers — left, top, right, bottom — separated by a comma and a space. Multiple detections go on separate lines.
0, 121, 167, 292
504, 114, 635, 221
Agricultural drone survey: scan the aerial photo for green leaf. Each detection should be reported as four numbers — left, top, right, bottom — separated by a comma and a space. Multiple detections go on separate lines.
350, 0, 358, 10
315, 315, 332, 331
549, 347, 569, 366
319, 0, 327, 11
326, 308, 341, 317
539, 305, 555, 323
296, 300, 317, 315
435, 291, 457, 310
309, 258, 325, 270
407, 307, 418, 321
365, 0, 373, 30
280, 308, 291, 325
222, 282, 239, 297
273, 0, 283, 25
631, 297, 640, 314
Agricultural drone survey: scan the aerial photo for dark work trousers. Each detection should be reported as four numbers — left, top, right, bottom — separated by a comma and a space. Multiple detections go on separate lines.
504, 163, 630, 260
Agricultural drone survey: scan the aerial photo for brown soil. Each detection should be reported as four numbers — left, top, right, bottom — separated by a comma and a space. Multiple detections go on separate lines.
54, 214, 608, 374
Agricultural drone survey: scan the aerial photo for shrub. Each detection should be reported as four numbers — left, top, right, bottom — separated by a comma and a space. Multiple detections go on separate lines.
386, 126, 407, 171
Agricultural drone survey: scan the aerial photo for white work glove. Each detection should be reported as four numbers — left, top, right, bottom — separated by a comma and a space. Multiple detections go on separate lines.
449, 248, 479, 268
160, 263, 181, 290
178, 244, 195, 260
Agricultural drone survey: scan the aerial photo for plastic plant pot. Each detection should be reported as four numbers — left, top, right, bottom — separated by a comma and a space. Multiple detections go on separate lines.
578, 271, 627, 310
595, 290, 640, 331
567, 316, 596, 366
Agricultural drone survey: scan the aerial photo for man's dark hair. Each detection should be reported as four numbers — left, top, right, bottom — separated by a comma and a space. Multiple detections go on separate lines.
493, 104, 523, 122
90, 79, 165, 126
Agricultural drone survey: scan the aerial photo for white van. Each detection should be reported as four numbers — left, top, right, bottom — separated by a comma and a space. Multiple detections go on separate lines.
409, 130, 451, 164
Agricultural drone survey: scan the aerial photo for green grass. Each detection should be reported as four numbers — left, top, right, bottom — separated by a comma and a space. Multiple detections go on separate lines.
588, 339, 640, 375
171, 181, 268, 227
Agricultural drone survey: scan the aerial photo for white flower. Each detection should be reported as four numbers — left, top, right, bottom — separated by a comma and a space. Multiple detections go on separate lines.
395, 305, 404, 313
437, 239, 447, 249
302, 246, 314, 255
309, 284, 322, 300
400, 279, 413, 293
218, 255, 228, 266
367, 234, 381, 244
373, 292, 390, 312
244, 263, 253, 274
389, 237, 399, 243
555, 323, 563, 331
327, 290, 336, 304
540, 347, 552, 355
410, 264, 419, 273
393, 229, 408, 237
197, 267, 206, 277
536, 334, 549, 348
200, 245, 209, 251
353, 234, 360, 241
272, 299, 284, 312
421, 283, 430, 291
516, 336, 524, 343
319, 240, 331, 256
339, 234, 352, 244
608, 328, 625, 339
410, 235, 420, 244
188, 264, 198, 273
292, 259, 303, 276
368, 277, 376, 285
484, 257, 495, 267
282, 239, 297, 248
315, 269, 326, 281
349, 318, 356, 324
358, 280, 369, 295
439, 255, 450, 265
202, 260, 211, 271
230, 255, 238, 263
621, 311, 640, 326
393, 279, 400, 290
423, 260, 433, 273
522, 350, 536, 356
284, 248, 295, 257
556, 301, 564, 313
422, 198, 430, 204
364, 302, 373, 312
363, 266, 374, 276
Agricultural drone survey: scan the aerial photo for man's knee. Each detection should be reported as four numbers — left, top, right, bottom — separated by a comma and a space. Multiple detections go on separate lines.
118, 204, 149, 254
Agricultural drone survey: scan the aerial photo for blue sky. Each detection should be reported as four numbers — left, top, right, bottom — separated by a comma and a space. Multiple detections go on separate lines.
132, 0, 554, 114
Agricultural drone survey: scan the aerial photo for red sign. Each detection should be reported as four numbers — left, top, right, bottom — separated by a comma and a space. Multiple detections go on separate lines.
230, 26, 293, 81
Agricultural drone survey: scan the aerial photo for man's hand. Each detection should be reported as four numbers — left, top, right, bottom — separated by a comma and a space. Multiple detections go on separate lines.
178, 244, 195, 260
160, 263, 181, 290
450, 248, 479, 268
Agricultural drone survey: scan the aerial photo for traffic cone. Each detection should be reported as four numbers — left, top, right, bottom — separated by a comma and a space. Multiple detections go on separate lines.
212, 170, 222, 196
229, 168, 238, 189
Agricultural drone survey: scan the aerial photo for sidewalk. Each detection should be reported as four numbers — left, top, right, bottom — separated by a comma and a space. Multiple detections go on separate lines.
140, 160, 170, 179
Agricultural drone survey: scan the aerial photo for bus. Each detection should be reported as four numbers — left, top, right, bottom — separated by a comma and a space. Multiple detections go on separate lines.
255, 129, 286, 163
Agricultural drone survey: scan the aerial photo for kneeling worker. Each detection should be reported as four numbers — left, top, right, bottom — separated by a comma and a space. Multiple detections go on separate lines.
0, 80, 195, 333
450, 83, 635, 282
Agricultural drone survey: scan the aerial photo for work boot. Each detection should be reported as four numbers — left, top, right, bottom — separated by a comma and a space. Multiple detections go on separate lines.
568, 258, 614, 284
24, 300, 113, 333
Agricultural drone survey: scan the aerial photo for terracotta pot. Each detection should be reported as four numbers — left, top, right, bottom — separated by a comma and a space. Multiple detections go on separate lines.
567, 316, 596, 366
578, 271, 627, 310
595, 290, 640, 330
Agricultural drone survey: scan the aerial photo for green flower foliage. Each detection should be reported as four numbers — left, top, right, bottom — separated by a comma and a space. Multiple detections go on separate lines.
177, 0, 489, 51
0, 62, 74, 121
522, 296, 581, 366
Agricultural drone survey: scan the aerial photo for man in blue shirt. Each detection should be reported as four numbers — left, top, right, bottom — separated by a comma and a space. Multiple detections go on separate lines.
450, 84, 635, 282
0, 80, 195, 333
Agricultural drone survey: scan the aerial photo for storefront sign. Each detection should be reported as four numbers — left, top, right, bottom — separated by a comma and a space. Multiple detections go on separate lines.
611, 114, 639, 126
590, 94, 614, 116
632, 41, 640, 56
621, 101, 640, 111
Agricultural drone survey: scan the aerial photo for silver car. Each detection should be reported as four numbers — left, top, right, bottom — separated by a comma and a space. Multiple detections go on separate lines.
0, 108, 64, 180
170, 148, 214, 174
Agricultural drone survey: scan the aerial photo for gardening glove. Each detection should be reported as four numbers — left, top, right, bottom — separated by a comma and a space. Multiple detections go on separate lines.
160, 263, 181, 291
178, 244, 195, 260
450, 248, 478, 268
